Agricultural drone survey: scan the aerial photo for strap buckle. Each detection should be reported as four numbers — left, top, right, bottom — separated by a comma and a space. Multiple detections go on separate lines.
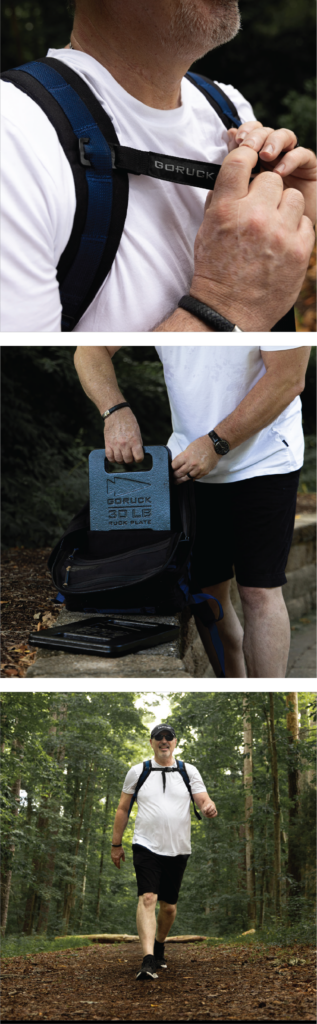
78, 137, 92, 167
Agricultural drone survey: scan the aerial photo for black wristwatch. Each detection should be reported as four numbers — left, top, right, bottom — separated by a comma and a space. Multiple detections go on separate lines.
208, 430, 230, 456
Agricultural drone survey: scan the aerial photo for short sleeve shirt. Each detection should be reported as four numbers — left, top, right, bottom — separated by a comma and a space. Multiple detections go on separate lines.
122, 758, 206, 856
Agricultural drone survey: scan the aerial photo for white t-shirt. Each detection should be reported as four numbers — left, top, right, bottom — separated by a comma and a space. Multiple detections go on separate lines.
155, 345, 304, 482
122, 757, 206, 856
1, 48, 254, 332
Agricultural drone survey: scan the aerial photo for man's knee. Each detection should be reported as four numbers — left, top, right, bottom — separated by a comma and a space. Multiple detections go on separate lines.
238, 584, 284, 612
139, 892, 157, 910
159, 900, 177, 916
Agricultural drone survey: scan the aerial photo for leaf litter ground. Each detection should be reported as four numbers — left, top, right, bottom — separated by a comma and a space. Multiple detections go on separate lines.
1, 942, 316, 1021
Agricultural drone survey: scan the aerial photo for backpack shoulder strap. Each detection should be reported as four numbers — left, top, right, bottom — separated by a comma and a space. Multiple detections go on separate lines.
176, 760, 202, 821
1, 57, 129, 332
185, 72, 242, 129
128, 759, 152, 817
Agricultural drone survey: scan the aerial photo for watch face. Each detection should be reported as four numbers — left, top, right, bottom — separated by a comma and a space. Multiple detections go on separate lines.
217, 439, 230, 455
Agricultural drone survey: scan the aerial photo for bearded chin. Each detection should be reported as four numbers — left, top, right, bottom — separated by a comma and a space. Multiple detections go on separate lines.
163, 0, 241, 61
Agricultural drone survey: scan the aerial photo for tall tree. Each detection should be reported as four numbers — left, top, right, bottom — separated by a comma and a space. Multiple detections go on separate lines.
243, 696, 256, 927
265, 695, 282, 919
286, 693, 301, 907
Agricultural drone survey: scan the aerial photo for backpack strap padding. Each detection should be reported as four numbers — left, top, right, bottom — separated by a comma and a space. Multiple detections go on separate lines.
175, 761, 203, 823
2, 57, 129, 331
128, 759, 152, 817
185, 72, 242, 129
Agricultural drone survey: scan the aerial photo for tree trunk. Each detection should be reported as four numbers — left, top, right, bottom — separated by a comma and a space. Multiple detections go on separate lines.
95, 794, 109, 920
266, 695, 282, 919
62, 771, 93, 934
286, 693, 301, 904
35, 710, 66, 934
243, 696, 256, 927
0, 737, 22, 937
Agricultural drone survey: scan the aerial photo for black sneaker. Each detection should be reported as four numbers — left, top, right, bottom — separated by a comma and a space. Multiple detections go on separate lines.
136, 955, 158, 981
154, 939, 167, 969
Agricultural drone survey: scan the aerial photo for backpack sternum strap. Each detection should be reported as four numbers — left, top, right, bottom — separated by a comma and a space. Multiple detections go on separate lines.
112, 143, 222, 189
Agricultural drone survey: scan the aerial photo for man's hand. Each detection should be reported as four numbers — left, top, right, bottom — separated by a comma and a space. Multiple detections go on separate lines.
201, 799, 218, 818
228, 121, 317, 225
172, 435, 219, 483
104, 407, 144, 464
111, 844, 125, 869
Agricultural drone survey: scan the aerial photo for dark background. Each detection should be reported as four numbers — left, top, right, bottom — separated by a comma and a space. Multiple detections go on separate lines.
1, 346, 316, 549
1, 0, 316, 149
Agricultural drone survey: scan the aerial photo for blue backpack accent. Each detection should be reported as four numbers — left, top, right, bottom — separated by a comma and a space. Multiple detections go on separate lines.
128, 758, 202, 821
2, 56, 296, 332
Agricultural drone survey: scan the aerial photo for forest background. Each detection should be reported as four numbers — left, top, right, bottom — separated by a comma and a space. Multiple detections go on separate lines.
1, 690, 316, 953
1, 345, 316, 550
1, 0, 316, 331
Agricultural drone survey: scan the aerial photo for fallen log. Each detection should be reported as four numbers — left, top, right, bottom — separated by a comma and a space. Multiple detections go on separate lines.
65, 933, 207, 944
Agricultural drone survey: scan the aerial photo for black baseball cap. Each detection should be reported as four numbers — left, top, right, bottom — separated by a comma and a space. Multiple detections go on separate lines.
151, 723, 176, 739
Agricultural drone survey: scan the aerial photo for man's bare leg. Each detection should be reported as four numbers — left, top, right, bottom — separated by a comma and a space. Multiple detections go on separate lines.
136, 892, 157, 956
238, 585, 290, 678
196, 580, 246, 678
156, 900, 177, 942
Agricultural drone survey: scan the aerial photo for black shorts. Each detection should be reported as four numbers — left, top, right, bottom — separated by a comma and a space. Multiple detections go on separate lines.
191, 469, 300, 589
133, 843, 189, 904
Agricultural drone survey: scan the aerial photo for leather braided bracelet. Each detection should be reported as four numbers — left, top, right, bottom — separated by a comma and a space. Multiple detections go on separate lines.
102, 402, 130, 420
178, 295, 243, 332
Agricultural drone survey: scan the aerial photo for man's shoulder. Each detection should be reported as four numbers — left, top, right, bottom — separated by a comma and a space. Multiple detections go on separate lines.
177, 760, 197, 774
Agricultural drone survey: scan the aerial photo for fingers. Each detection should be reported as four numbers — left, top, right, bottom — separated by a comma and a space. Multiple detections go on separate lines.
228, 120, 261, 150
212, 144, 260, 202
272, 146, 317, 180
239, 126, 297, 160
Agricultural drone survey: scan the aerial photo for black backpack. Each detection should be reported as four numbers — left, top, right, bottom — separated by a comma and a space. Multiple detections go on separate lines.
48, 468, 226, 676
2, 57, 295, 333
128, 759, 202, 821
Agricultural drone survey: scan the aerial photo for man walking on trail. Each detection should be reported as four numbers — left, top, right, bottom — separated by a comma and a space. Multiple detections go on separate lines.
111, 724, 216, 980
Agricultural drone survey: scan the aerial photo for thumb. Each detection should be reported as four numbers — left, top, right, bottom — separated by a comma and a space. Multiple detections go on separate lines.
204, 190, 214, 214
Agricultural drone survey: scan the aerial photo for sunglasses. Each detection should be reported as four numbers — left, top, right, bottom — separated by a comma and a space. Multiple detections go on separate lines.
154, 732, 174, 741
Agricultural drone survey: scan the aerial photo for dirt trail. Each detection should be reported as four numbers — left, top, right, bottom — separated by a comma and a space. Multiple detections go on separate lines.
1, 942, 315, 1020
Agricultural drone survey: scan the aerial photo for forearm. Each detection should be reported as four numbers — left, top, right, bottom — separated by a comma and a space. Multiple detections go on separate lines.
74, 346, 125, 413
153, 309, 215, 332
193, 791, 209, 811
214, 368, 304, 451
111, 807, 129, 845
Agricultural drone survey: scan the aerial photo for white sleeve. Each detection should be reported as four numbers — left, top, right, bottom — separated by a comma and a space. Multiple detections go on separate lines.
0, 83, 76, 332
260, 344, 310, 350
122, 763, 143, 795
185, 763, 207, 795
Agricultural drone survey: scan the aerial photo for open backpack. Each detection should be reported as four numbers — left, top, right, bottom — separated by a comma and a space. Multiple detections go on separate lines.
2, 57, 295, 332
48, 458, 226, 677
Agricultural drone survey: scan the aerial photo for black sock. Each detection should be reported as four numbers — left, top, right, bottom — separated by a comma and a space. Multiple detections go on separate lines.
154, 938, 165, 955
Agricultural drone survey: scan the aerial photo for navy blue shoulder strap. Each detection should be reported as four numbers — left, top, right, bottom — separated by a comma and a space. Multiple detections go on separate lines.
128, 759, 152, 817
2, 57, 129, 332
2, 60, 295, 333
176, 760, 202, 821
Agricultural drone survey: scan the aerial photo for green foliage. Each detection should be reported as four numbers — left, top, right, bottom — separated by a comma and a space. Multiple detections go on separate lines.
1, 935, 93, 959
277, 80, 316, 151
1, 692, 315, 943
1, 347, 171, 548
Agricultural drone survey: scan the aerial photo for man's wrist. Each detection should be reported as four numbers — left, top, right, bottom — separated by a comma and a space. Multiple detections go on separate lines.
111, 842, 123, 847
153, 308, 215, 332
190, 278, 264, 333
